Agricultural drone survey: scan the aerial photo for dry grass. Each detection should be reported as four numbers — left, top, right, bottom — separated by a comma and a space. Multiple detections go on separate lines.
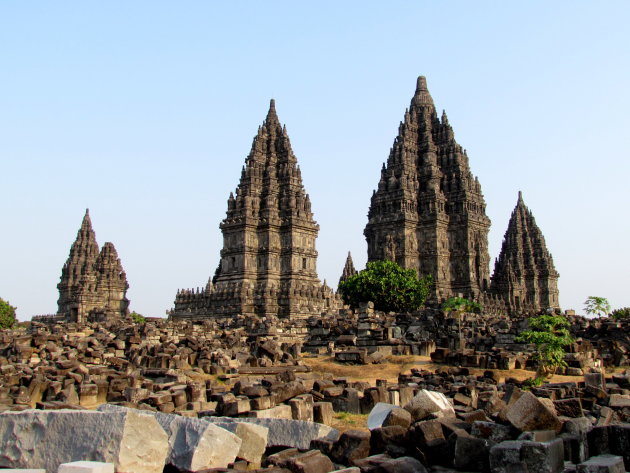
329, 412, 369, 432
303, 354, 422, 384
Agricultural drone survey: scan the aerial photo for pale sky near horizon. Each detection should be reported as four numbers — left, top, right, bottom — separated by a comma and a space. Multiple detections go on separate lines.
2, 2, 629, 320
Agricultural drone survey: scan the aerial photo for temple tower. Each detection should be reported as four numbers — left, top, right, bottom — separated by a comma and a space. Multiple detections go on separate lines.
94, 242, 130, 320
338, 251, 358, 287
57, 210, 129, 322
490, 192, 560, 313
171, 100, 337, 319
365, 76, 491, 302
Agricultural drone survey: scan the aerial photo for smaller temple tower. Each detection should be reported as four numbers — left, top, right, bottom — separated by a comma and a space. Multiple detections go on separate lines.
338, 251, 358, 287
490, 192, 560, 313
57, 210, 129, 322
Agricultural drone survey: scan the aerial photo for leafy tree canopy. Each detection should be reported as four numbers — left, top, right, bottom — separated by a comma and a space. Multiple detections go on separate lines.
584, 296, 611, 318
338, 260, 432, 313
0, 298, 17, 329
611, 307, 630, 320
515, 314, 574, 377
129, 311, 146, 323
442, 297, 482, 314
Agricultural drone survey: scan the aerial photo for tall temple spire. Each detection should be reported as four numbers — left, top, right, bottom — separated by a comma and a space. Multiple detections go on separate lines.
172, 100, 338, 319
490, 192, 559, 313
365, 75, 491, 302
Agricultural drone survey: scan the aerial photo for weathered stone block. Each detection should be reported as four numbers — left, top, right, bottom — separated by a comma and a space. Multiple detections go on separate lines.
404, 389, 455, 422
98, 404, 241, 470
0, 409, 167, 473
505, 391, 561, 433
489, 438, 564, 473
576, 455, 626, 473
279, 449, 334, 473
331, 429, 371, 465
471, 420, 513, 443
204, 416, 338, 450
383, 407, 412, 429
453, 432, 493, 471
587, 425, 630, 470
313, 402, 334, 425
367, 402, 397, 430
376, 456, 428, 473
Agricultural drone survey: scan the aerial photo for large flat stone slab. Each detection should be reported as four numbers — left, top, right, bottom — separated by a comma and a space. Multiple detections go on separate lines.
0, 409, 167, 473
204, 416, 338, 450
98, 404, 241, 471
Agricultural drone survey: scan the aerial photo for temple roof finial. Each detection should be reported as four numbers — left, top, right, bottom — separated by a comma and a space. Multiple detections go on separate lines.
416, 76, 428, 91
412, 75, 434, 108
265, 98, 279, 125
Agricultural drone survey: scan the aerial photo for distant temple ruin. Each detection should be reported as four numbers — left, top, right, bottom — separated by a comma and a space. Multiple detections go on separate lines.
56, 210, 130, 322
170, 100, 338, 319
365, 76, 559, 313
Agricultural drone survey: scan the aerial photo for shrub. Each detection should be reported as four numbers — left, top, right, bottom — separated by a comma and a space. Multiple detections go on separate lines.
611, 307, 630, 320
129, 311, 146, 323
0, 298, 17, 329
338, 260, 432, 313
516, 314, 574, 377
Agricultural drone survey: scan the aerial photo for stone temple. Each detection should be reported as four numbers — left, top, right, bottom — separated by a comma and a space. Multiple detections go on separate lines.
171, 100, 338, 319
365, 76, 491, 303
490, 192, 560, 313
365, 76, 559, 314
56, 210, 129, 322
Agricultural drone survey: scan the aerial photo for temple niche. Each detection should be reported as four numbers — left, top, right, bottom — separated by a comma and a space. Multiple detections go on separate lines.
171, 100, 338, 319
57, 210, 129, 322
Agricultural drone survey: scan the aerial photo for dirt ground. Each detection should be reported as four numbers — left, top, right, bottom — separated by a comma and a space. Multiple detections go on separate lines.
301, 354, 589, 385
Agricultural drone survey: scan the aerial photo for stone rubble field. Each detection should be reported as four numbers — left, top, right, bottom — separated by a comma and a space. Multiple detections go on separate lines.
0, 315, 629, 472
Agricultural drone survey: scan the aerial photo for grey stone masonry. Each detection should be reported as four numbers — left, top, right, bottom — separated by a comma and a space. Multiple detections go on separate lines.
171, 100, 339, 319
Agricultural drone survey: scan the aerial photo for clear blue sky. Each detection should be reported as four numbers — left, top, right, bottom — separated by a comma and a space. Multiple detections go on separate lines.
2, 2, 629, 319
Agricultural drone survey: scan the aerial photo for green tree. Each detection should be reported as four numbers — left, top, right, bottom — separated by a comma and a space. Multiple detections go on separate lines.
442, 297, 482, 350
611, 307, 630, 320
584, 296, 611, 318
0, 298, 17, 329
515, 314, 574, 378
442, 297, 482, 315
338, 260, 432, 313
129, 311, 146, 323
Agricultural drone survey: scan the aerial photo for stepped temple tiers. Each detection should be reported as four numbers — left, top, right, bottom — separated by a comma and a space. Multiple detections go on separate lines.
171, 100, 338, 319
365, 76, 492, 302
56, 210, 130, 322
365, 76, 558, 313
490, 192, 560, 313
